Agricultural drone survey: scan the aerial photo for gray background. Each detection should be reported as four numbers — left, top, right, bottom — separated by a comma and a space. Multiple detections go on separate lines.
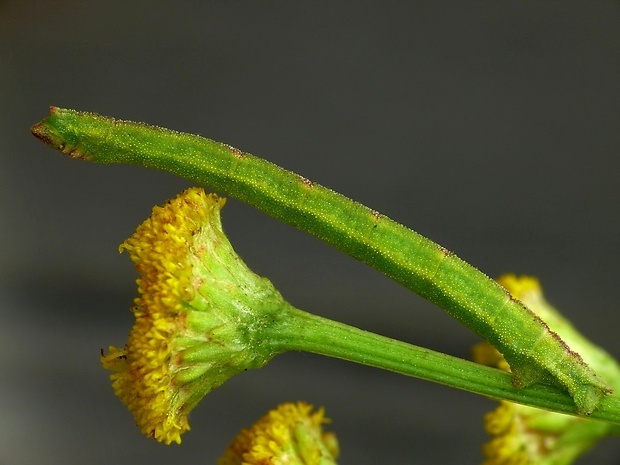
1, 2, 619, 464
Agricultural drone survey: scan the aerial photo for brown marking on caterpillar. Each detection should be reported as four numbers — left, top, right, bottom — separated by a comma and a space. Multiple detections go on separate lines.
297, 175, 314, 188
502, 286, 534, 313
224, 144, 245, 158
370, 209, 382, 228
546, 328, 586, 364
66, 146, 87, 160
502, 287, 519, 303
438, 246, 453, 257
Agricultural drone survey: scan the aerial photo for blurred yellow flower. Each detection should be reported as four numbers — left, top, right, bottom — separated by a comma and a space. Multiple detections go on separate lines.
218, 402, 339, 465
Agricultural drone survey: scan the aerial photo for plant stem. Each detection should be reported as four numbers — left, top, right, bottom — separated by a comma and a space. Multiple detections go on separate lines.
264, 304, 620, 425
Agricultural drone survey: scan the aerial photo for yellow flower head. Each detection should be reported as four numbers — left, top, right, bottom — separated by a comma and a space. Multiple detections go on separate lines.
474, 274, 618, 465
218, 402, 340, 465
101, 188, 287, 444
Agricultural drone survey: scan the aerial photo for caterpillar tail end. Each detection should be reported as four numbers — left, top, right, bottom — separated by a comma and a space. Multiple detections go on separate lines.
570, 381, 614, 416
511, 361, 613, 415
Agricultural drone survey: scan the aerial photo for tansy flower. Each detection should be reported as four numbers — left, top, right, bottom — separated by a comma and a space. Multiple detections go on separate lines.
101, 187, 289, 444
218, 402, 340, 465
473, 274, 620, 465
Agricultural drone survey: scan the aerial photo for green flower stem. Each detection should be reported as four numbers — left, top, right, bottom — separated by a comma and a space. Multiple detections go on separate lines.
264, 304, 620, 425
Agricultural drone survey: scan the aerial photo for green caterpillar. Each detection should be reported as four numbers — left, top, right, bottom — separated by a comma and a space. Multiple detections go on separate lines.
31, 106, 612, 414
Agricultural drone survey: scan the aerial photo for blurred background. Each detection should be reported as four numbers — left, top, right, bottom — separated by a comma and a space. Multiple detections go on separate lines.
1, 2, 619, 463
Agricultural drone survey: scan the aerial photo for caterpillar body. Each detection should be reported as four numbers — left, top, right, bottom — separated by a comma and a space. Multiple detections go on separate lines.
31, 107, 612, 414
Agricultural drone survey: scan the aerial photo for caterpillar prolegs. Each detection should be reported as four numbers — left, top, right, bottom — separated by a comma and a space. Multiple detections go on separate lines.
31, 107, 613, 414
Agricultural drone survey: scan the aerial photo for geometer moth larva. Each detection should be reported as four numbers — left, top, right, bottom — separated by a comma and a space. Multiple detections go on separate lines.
31, 107, 613, 414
